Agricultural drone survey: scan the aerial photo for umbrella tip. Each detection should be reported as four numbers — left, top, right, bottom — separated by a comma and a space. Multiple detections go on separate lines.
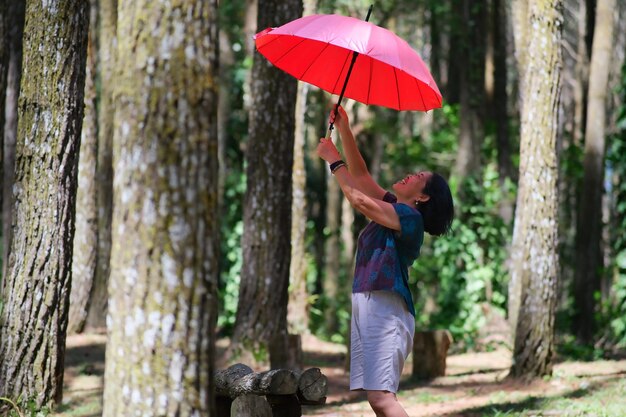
253, 27, 274, 40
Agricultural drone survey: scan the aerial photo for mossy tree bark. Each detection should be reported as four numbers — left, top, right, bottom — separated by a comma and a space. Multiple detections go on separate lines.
232, 0, 303, 364
102, 1, 219, 415
0, 0, 88, 408
68, 0, 99, 335
509, 0, 563, 380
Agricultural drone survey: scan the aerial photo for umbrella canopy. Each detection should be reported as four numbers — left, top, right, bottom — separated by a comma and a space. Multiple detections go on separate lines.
254, 13, 442, 112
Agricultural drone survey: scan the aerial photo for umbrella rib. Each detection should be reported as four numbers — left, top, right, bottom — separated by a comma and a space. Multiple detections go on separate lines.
366, 58, 373, 105
299, 42, 332, 80
331, 49, 353, 93
393, 67, 401, 110
271, 36, 309, 67
414, 76, 427, 111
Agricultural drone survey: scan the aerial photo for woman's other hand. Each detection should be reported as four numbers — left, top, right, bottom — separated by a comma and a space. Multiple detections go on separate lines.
329, 105, 350, 132
317, 138, 342, 163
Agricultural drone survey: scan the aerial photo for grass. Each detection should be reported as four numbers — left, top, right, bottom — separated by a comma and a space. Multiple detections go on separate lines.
456, 377, 626, 416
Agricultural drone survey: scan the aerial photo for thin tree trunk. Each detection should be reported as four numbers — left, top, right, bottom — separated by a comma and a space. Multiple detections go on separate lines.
454, 0, 487, 179
323, 175, 341, 334
573, 0, 616, 344
0, 0, 8, 217
573, 0, 590, 146
85, 0, 116, 330
68, 0, 99, 335
288, 79, 310, 335
102, 1, 219, 415
232, 0, 303, 364
287, 0, 316, 338
509, 0, 562, 380
446, 0, 463, 104
493, 0, 514, 184
1, 0, 25, 278
0, 0, 88, 407
507, 0, 530, 333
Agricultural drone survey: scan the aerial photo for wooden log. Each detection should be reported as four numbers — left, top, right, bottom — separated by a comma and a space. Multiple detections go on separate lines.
216, 366, 298, 398
296, 368, 327, 404
266, 394, 302, 417
216, 364, 254, 397
412, 330, 453, 380
230, 394, 272, 417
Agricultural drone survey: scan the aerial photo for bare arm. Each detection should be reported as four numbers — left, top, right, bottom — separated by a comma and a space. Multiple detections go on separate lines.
331, 106, 387, 200
317, 137, 400, 230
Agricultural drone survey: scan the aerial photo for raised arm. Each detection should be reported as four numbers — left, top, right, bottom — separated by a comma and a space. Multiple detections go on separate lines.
317, 137, 400, 230
331, 106, 387, 200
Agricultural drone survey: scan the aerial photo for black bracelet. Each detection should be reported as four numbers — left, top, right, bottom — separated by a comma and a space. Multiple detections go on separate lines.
330, 162, 348, 174
329, 159, 345, 172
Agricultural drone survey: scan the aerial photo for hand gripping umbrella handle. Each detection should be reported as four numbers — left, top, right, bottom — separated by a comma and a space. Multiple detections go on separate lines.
326, 4, 374, 139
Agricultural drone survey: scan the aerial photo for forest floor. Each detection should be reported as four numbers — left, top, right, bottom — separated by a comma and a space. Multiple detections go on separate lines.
53, 332, 626, 417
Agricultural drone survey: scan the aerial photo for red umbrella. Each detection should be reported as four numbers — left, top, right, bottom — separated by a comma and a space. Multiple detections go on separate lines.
254, 8, 442, 121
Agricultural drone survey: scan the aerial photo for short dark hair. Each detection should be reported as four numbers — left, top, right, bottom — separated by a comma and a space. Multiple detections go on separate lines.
416, 173, 454, 236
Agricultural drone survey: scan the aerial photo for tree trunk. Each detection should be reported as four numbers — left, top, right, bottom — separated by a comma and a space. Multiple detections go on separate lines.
507, 0, 530, 333
1, 0, 25, 278
68, 0, 99, 335
446, 0, 463, 104
85, 0, 116, 331
573, 0, 616, 344
323, 175, 341, 334
0, 0, 88, 408
0, 0, 8, 214
102, 1, 219, 415
573, 0, 590, 146
232, 0, 303, 362
493, 0, 514, 184
509, 0, 562, 380
288, 78, 310, 336
454, 0, 487, 179
287, 0, 316, 339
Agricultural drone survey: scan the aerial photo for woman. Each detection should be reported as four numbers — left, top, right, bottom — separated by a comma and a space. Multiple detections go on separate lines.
317, 105, 454, 417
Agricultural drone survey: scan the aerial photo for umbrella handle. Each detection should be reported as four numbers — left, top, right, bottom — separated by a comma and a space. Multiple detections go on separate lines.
326, 4, 373, 139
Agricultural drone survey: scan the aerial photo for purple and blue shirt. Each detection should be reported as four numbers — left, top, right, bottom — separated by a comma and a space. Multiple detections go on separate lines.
353, 192, 424, 316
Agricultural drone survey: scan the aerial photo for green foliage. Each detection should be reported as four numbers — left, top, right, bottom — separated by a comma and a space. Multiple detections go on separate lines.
599, 63, 626, 348
0, 396, 51, 417
412, 164, 514, 349
557, 335, 606, 361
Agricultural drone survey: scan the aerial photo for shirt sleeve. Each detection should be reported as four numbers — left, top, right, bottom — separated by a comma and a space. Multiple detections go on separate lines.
392, 203, 423, 261
383, 192, 397, 203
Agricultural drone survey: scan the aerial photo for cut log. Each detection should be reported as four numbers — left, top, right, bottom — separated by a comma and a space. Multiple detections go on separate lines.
296, 368, 327, 404
216, 364, 254, 397
216, 366, 298, 398
412, 330, 453, 380
230, 394, 272, 417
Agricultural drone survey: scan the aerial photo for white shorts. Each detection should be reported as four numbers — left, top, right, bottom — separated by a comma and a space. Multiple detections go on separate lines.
350, 290, 415, 393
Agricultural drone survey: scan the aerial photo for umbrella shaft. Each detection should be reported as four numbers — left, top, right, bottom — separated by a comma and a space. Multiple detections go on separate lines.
327, 4, 373, 138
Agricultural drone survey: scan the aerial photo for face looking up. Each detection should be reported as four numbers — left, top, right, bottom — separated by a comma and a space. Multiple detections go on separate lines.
392, 171, 433, 204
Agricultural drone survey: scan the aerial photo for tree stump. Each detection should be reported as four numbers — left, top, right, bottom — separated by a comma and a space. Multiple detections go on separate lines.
269, 333, 303, 370
230, 394, 272, 417
266, 394, 301, 417
412, 330, 453, 380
